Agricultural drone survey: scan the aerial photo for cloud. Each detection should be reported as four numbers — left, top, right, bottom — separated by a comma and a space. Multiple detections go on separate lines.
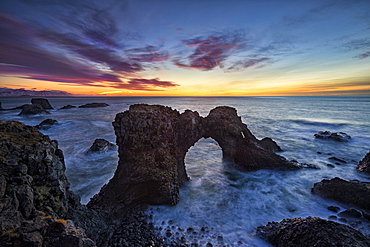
112, 78, 179, 91
173, 31, 246, 71
125, 45, 169, 62
0, 8, 177, 90
226, 57, 272, 72
354, 51, 370, 59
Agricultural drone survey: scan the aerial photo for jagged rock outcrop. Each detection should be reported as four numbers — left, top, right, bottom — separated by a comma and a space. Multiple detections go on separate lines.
256, 217, 370, 247
89, 104, 298, 208
36, 119, 58, 130
31, 98, 54, 109
18, 104, 49, 115
78, 103, 109, 108
88, 139, 115, 153
357, 151, 370, 173
314, 131, 351, 142
0, 121, 96, 246
312, 177, 370, 211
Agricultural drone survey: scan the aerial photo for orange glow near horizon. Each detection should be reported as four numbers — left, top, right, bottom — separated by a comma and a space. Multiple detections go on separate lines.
1, 73, 370, 97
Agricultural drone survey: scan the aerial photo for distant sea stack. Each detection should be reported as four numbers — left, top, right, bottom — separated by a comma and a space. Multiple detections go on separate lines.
89, 104, 298, 208
31, 98, 54, 109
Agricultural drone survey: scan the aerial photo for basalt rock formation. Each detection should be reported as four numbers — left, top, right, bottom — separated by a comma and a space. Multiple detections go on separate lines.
312, 177, 370, 212
357, 151, 370, 174
89, 104, 298, 208
78, 103, 109, 108
0, 121, 96, 246
18, 104, 50, 115
60, 104, 76, 110
36, 119, 58, 130
31, 98, 54, 110
256, 217, 370, 247
314, 130, 351, 142
88, 138, 115, 153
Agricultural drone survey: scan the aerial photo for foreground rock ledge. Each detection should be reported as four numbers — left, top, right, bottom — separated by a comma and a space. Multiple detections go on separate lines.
256, 217, 370, 247
89, 104, 298, 208
0, 121, 95, 246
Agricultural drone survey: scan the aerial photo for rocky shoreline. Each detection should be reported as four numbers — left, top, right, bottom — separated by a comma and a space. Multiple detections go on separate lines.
1, 101, 370, 246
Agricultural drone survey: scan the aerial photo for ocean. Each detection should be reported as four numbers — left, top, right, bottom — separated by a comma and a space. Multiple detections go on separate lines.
1, 96, 369, 246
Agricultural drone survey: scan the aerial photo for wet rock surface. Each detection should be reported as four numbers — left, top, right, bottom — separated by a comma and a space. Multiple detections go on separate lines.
89, 104, 297, 208
78, 103, 109, 108
256, 217, 370, 247
314, 130, 351, 142
36, 119, 58, 130
88, 138, 115, 153
357, 151, 370, 173
312, 177, 370, 211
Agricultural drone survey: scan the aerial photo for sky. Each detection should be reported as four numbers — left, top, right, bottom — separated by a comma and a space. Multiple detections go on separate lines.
0, 0, 369, 96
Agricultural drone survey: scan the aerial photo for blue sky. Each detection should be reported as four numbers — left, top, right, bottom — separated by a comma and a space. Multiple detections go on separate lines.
0, 0, 369, 96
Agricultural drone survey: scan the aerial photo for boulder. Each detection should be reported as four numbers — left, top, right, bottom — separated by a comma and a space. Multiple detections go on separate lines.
88, 139, 115, 153
312, 177, 370, 211
89, 104, 298, 208
314, 131, 351, 142
78, 103, 109, 108
31, 98, 54, 109
36, 119, 58, 130
18, 104, 49, 115
357, 151, 370, 173
60, 104, 77, 109
256, 217, 370, 247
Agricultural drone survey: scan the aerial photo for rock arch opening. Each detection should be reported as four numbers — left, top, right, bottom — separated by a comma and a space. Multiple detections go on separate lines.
88, 104, 298, 209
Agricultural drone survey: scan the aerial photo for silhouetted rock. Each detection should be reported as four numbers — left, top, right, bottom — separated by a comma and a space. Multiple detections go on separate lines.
357, 151, 370, 173
60, 104, 77, 109
314, 131, 351, 142
312, 177, 370, 211
89, 104, 298, 208
36, 119, 58, 130
78, 103, 109, 108
31, 98, 54, 109
18, 104, 49, 115
256, 217, 370, 247
88, 139, 115, 153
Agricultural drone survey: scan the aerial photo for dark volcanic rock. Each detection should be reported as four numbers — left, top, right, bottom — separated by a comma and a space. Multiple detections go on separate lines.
18, 104, 49, 115
89, 104, 298, 208
357, 151, 370, 173
256, 217, 370, 247
31, 98, 54, 109
88, 138, 115, 153
312, 177, 370, 211
0, 120, 96, 246
78, 103, 109, 108
314, 130, 351, 142
60, 104, 76, 109
36, 119, 58, 130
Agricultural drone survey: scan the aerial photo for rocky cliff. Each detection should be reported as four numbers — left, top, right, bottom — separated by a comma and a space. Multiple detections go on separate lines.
89, 104, 298, 208
0, 120, 95, 246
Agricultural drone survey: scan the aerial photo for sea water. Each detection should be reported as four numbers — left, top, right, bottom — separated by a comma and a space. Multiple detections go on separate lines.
1, 96, 370, 246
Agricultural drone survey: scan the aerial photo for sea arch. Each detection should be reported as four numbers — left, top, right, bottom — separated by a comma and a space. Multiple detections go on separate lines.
89, 104, 297, 209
